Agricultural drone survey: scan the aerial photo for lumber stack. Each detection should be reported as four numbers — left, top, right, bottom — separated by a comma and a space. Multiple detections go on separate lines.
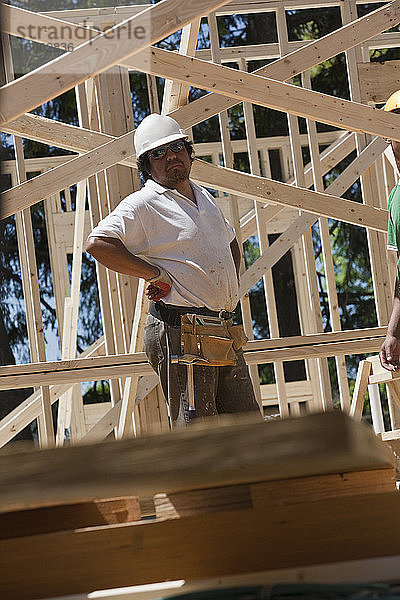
0, 411, 399, 599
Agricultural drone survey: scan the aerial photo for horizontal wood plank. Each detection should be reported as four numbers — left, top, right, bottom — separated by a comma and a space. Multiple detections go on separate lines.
0, 329, 385, 391
0, 497, 141, 540
245, 337, 384, 364
155, 468, 395, 519
1, 491, 400, 599
0, 412, 393, 513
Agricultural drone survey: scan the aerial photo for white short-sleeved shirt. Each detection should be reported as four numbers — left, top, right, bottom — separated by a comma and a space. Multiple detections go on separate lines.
88, 179, 239, 311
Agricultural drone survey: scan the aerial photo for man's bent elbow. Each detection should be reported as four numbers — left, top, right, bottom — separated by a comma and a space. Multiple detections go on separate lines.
85, 236, 96, 256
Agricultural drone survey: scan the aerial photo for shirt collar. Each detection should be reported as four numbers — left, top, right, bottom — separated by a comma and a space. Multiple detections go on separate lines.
145, 177, 201, 197
145, 178, 169, 195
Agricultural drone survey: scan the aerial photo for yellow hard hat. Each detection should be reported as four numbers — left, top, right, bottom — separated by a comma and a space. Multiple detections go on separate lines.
384, 90, 400, 112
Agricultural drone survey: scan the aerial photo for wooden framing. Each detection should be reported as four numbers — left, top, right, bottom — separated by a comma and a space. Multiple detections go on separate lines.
0, 411, 397, 599
0, 0, 399, 445
0, 411, 392, 512
0, 0, 233, 125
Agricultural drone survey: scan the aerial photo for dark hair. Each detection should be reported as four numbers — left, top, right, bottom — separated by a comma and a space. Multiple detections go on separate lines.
136, 139, 195, 182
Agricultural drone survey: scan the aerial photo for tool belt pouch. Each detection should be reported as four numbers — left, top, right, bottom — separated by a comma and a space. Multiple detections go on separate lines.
180, 315, 248, 366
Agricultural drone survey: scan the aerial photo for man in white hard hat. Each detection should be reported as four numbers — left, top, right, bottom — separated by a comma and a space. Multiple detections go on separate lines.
379, 90, 400, 371
86, 114, 260, 426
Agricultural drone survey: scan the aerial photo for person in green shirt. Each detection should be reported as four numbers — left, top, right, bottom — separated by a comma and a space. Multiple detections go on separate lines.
379, 90, 400, 370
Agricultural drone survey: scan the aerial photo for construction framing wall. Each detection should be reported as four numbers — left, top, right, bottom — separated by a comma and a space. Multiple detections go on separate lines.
1, 0, 400, 449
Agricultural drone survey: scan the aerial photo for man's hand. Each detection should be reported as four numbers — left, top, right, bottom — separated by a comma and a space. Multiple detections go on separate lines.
379, 335, 400, 371
145, 268, 172, 301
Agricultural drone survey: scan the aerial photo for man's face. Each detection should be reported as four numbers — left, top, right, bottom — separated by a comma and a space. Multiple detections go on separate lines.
148, 140, 192, 188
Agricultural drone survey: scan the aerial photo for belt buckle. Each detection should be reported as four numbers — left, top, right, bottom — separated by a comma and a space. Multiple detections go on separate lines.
186, 313, 226, 328
218, 310, 233, 320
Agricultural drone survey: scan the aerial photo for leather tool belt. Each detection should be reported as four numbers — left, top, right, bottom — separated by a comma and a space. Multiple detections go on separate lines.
150, 301, 234, 326
176, 313, 248, 367
150, 302, 248, 366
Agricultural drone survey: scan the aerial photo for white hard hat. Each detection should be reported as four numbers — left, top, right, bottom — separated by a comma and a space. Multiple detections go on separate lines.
134, 113, 188, 158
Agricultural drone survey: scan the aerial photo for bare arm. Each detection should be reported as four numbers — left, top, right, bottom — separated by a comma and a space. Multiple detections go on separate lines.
380, 276, 400, 371
230, 237, 241, 278
86, 236, 160, 281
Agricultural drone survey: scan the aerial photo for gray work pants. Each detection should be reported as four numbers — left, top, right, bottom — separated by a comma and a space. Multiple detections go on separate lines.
143, 313, 261, 427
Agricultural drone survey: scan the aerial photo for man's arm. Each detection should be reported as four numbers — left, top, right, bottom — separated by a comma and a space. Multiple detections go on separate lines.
230, 237, 241, 278
86, 236, 172, 300
86, 236, 160, 280
380, 276, 400, 371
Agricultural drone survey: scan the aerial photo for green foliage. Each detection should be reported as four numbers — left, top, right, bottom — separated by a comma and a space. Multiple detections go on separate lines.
83, 380, 110, 403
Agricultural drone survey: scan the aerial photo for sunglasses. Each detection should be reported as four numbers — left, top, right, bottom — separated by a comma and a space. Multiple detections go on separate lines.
149, 140, 185, 160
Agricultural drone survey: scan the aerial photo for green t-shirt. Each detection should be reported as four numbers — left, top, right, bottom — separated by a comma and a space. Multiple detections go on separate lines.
387, 181, 400, 280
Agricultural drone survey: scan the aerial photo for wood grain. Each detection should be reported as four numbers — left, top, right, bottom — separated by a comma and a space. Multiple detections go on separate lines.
0, 411, 393, 513
1, 491, 400, 599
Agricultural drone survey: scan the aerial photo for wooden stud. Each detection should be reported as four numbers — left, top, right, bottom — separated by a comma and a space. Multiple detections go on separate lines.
76, 73, 125, 412
207, 14, 262, 410
2, 33, 55, 448
239, 56, 288, 417
0, 332, 386, 392
302, 70, 351, 412
276, 6, 332, 411
117, 279, 150, 438
162, 18, 201, 114
349, 360, 372, 420
56, 179, 87, 445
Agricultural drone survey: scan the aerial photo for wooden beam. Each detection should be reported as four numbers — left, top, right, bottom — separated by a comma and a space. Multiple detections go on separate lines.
2, 1, 399, 145
1, 113, 114, 154
244, 338, 384, 365
0, 3, 394, 220
239, 136, 385, 294
239, 212, 316, 295
161, 17, 201, 113
56, 180, 87, 444
245, 325, 386, 351
191, 160, 388, 232
38, 0, 400, 20
0, 352, 153, 391
4, 2, 396, 71
0, 0, 232, 125
7, 34, 385, 148
1, 492, 400, 600
0, 411, 392, 513
350, 360, 372, 419
0, 497, 141, 540
1, 144, 388, 231
130, 47, 400, 144
2, 32, 55, 448
117, 279, 149, 438
0, 129, 135, 219
0, 338, 104, 448
238, 54, 286, 415
1, 4, 98, 47
0, 328, 385, 392
168, 0, 400, 130
3, 0, 400, 139
358, 60, 400, 104
155, 467, 396, 520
